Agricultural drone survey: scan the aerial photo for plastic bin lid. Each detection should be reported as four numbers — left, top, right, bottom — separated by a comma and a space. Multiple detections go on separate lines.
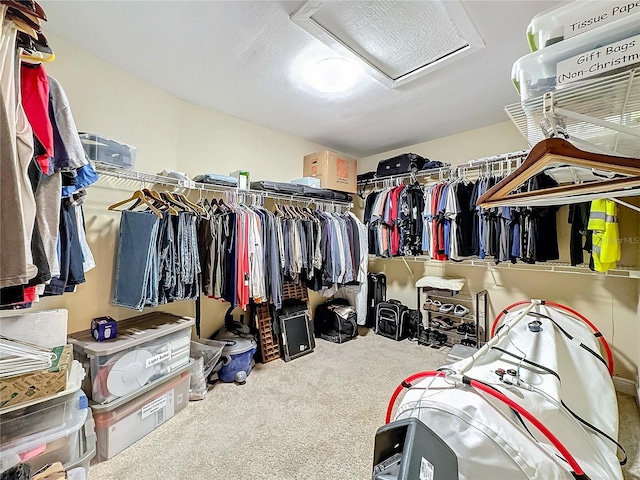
63, 417, 96, 473
0, 360, 85, 415
0, 391, 89, 462
92, 370, 190, 427
90, 359, 193, 412
67, 312, 194, 356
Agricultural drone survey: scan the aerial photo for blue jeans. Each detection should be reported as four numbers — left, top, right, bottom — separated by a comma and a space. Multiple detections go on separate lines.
113, 210, 160, 310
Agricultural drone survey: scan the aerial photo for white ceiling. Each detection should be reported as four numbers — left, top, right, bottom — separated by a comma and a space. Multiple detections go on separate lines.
40, 0, 559, 157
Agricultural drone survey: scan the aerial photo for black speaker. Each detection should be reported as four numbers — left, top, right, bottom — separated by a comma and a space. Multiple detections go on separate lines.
373, 417, 458, 479
279, 311, 315, 362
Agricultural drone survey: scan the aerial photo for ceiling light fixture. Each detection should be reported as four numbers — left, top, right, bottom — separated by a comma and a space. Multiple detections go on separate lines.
305, 58, 359, 93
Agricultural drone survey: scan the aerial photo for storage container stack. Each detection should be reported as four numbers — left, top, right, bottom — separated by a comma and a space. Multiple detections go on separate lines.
67, 313, 194, 462
0, 310, 96, 480
512, 0, 640, 103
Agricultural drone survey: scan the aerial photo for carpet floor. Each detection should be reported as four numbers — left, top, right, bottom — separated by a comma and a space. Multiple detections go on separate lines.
88, 330, 640, 480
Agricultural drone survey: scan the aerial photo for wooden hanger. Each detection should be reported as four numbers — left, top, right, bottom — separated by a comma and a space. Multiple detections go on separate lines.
108, 190, 163, 218
129, 188, 178, 215
477, 138, 640, 209
175, 192, 206, 215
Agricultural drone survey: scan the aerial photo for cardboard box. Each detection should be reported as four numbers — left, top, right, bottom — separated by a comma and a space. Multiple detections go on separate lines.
0, 344, 72, 409
303, 150, 357, 193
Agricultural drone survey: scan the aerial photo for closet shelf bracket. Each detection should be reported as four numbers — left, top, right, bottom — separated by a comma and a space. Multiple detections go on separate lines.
543, 91, 640, 139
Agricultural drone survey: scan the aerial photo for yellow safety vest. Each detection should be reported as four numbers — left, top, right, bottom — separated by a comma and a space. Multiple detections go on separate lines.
587, 199, 620, 273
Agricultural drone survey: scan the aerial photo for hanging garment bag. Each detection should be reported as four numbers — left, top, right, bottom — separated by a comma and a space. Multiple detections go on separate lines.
375, 300, 408, 341
367, 273, 387, 328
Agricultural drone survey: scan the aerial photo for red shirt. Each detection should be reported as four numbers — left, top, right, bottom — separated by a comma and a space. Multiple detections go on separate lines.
21, 63, 53, 174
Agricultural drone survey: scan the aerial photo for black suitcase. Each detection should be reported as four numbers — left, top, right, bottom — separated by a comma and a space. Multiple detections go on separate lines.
367, 273, 386, 328
314, 298, 358, 344
376, 153, 428, 178
375, 300, 408, 341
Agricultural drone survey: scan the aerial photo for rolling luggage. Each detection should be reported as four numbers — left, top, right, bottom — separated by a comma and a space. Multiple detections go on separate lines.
375, 300, 409, 341
367, 273, 386, 328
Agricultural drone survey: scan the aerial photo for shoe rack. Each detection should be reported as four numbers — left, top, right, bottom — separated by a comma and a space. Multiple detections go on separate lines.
416, 288, 488, 349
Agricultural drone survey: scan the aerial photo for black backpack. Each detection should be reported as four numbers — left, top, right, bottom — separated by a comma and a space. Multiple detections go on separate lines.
314, 298, 358, 344
402, 309, 421, 340
375, 300, 409, 341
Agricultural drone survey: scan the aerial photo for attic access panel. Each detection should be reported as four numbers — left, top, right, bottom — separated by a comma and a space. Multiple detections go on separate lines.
291, 0, 485, 88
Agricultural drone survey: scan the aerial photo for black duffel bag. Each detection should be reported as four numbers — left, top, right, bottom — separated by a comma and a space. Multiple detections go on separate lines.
376, 153, 428, 178
314, 298, 358, 344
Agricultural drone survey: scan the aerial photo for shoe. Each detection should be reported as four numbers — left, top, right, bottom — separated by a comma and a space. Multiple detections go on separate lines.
439, 303, 454, 314
454, 305, 469, 317
457, 323, 469, 335
422, 299, 433, 310
431, 300, 442, 311
431, 318, 448, 330
461, 338, 477, 347
430, 332, 447, 349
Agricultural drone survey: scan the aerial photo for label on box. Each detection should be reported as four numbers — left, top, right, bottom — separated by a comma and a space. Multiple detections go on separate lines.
564, 1, 640, 39
556, 34, 640, 86
146, 349, 171, 368
141, 394, 168, 420
420, 457, 434, 480
336, 158, 349, 182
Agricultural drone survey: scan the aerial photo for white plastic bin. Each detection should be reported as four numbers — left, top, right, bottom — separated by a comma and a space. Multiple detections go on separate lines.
527, 0, 640, 51
0, 391, 92, 473
512, 12, 640, 101
92, 370, 190, 461
68, 312, 194, 405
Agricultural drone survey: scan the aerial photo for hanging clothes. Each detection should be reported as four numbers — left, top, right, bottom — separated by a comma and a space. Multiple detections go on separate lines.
588, 199, 620, 273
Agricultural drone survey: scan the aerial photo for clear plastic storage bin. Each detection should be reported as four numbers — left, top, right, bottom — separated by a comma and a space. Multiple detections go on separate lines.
513, 12, 640, 101
0, 391, 93, 473
527, 0, 640, 51
68, 313, 194, 405
92, 370, 190, 461
78, 133, 137, 170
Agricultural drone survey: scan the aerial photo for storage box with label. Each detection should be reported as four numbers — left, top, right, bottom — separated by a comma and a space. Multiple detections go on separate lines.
68, 312, 194, 405
303, 150, 357, 194
0, 390, 94, 473
512, 12, 640, 101
0, 344, 73, 410
92, 370, 190, 461
527, 0, 640, 51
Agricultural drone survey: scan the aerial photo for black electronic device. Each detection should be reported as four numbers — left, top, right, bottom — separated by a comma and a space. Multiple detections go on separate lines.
373, 417, 459, 480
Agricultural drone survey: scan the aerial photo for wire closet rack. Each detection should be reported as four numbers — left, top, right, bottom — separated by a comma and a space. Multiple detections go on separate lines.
93, 162, 354, 212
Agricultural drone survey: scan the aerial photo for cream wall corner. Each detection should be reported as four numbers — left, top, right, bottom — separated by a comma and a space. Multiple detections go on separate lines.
15, 33, 325, 338
359, 121, 640, 381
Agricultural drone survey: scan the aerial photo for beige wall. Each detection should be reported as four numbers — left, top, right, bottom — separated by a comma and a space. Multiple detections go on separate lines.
12, 33, 325, 339
6, 37, 638, 381
359, 122, 640, 381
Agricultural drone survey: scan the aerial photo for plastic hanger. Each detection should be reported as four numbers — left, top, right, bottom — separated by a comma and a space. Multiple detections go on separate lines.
108, 190, 163, 218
